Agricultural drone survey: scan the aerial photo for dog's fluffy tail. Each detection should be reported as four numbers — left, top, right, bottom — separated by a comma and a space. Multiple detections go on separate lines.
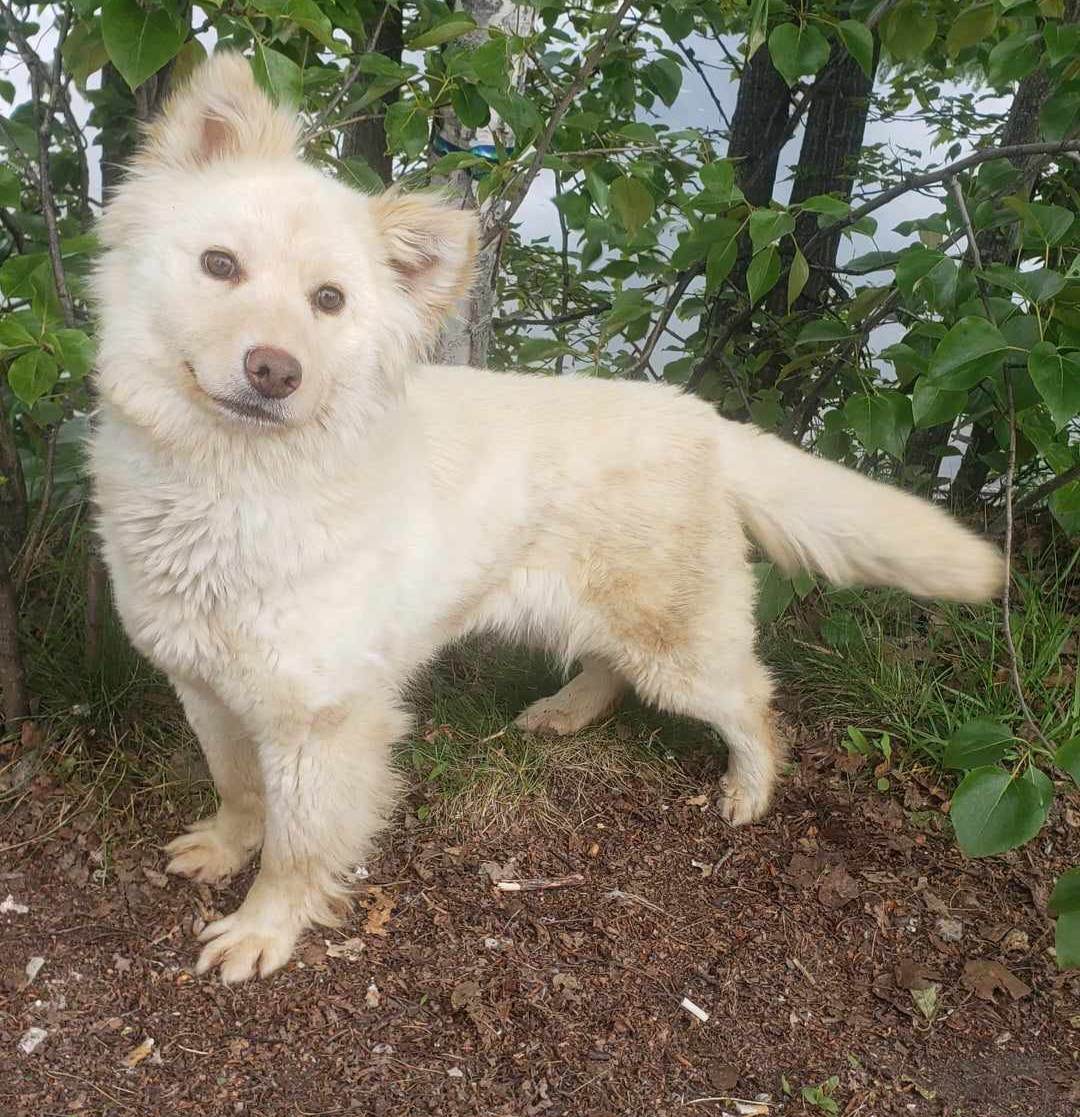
718, 421, 1004, 602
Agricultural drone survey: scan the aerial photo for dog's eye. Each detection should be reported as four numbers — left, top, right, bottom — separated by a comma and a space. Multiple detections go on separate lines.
314, 285, 344, 314
201, 250, 239, 281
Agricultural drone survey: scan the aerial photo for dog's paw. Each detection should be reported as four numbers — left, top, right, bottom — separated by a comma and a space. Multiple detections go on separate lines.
196, 905, 300, 983
719, 777, 771, 827
165, 817, 255, 884
514, 697, 590, 736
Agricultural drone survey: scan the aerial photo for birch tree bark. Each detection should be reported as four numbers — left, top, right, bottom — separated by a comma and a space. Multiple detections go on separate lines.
434, 0, 534, 368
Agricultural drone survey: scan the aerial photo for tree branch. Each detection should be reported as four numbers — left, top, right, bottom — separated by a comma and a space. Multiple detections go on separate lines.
627, 270, 697, 380
480, 0, 637, 248
949, 171, 1056, 754
1010, 461, 1080, 516
306, 2, 393, 140
804, 140, 1080, 256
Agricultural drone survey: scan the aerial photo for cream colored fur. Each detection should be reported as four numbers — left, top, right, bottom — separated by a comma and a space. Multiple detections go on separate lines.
90, 54, 1004, 982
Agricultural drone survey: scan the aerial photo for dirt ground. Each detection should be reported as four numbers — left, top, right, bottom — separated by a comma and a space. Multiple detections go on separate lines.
2, 699, 1078, 1117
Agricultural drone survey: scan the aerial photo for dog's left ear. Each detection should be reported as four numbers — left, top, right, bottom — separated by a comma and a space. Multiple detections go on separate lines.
372, 192, 478, 342
137, 51, 298, 171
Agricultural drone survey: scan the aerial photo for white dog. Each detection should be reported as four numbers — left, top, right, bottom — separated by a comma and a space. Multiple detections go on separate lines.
90, 54, 1003, 982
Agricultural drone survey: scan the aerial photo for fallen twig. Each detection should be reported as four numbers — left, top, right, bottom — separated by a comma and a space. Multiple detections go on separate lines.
495, 873, 585, 892
787, 956, 818, 986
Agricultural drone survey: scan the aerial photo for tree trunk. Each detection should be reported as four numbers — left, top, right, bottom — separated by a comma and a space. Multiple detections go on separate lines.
977, 0, 1079, 261
787, 47, 873, 306
434, 0, 535, 368
726, 46, 795, 206
342, 6, 404, 187
0, 396, 28, 728
950, 422, 997, 509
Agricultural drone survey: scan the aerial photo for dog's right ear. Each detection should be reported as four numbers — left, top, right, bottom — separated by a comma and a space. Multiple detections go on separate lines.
136, 52, 299, 172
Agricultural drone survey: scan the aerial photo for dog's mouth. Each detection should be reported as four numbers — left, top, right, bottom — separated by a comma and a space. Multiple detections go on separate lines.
183, 360, 287, 427
209, 394, 287, 426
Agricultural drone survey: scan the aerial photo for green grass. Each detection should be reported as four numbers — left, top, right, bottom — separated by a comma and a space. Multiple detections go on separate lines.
762, 546, 1079, 766
13, 515, 1075, 834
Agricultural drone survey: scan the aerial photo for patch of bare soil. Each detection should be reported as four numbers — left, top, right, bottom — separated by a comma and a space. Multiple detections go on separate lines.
2, 715, 1078, 1117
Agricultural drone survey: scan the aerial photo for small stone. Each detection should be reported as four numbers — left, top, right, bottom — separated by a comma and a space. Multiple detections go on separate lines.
1002, 929, 1029, 953
19, 1027, 47, 1055
447, 1067, 464, 1078
365, 981, 381, 1008
935, 917, 964, 942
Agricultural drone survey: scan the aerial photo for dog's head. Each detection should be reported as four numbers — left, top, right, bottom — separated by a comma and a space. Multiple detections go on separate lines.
95, 53, 476, 443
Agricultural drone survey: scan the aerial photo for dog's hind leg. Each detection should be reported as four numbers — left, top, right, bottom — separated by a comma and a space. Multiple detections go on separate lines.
195, 692, 405, 983
514, 655, 626, 735
165, 681, 265, 884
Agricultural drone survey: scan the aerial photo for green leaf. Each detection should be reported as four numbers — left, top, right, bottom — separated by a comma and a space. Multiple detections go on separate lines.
101, 0, 185, 90
1049, 869, 1080, 969
1050, 481, 1080, 536
883, 2, 937, 62
516, 338, 573, 363
8, 349, 59, 406
943, 719, 1016, 769
602, 290, 651, 338
62, 18, 110, 85
478, 86, 541, 145
1021, 203, 1074, 246
895, 245, 944, 297
1054, 918, 1080, 976
706, 235, 738, 292
408, 17, 477, 49
788, 247, 809, 309
912, 378, 967, 428
385, 100, 430, 159
988, 32, 1042, 84
1056, 738, 1080, 787
0, 317, 36, 349
979, 265, 1065, 305
609, 177, 653, 236
1028, 342, 1080, 431
451, 82, 490, 129
749, 208, 795, 251
950, 766, 1051, 857
795, 319, 850, 346
642, 57, 683, 107
746, 246, 781, 305
0, 165, 20, 208
800, 194, 851, 221
260, 0, 335, 46
844, 390, 912, 460
352, 53, 415, 80
755, 561, 795, 623
49, 328, 96, 377
252, 44, 303, 105
660, 4, 695, 40
747, 0, 769, 59
1040, 86, 1080, 142
838, 20, 874, 79
700, 160, 734, 197
768, 23, 830, 87
338, 155, 387, 194
1054, 909, 1080, 969
927, 317, 1008, 388
946, 4, 997, 53
1050, 867, 1080, 916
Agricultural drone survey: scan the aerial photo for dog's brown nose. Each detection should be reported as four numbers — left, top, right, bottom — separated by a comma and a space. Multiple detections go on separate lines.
244, 346, 302, 399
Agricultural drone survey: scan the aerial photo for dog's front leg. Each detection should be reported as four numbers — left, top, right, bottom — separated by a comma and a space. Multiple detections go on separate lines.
195, 693, 407, 983
165, 680, 265, 884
